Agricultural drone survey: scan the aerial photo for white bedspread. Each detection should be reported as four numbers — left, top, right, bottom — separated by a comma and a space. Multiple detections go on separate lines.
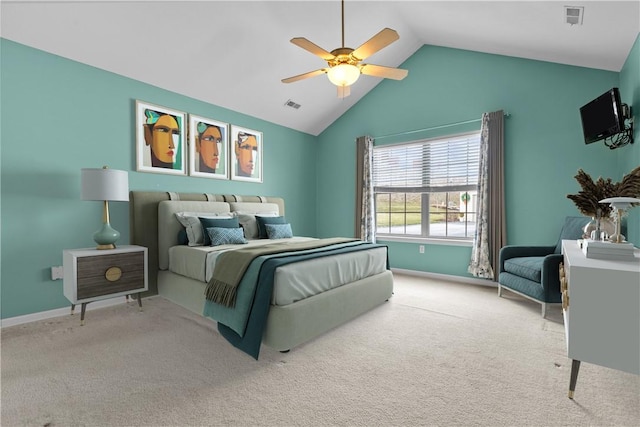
271, 247, 387, 305
168, 238, 387, 306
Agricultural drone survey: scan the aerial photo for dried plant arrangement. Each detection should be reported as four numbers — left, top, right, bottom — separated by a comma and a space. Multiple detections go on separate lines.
566, 165, 640, 218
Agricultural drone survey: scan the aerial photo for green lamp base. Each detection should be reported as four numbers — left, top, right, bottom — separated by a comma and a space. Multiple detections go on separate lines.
93, 222, 120, 250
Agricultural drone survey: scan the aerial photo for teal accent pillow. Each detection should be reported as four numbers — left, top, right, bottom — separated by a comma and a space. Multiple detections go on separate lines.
199, 217, 240, 245
256, 215, 286, 239
177, 229, 188, 245
265, 223, 293, 239
206, 227, 247, 246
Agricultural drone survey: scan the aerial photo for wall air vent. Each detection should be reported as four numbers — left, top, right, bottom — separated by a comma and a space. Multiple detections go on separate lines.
564, 6, 584, 25
284, 99, 301, 110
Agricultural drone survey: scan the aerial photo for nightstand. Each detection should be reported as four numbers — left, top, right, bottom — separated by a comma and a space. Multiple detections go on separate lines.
63, 245, 148, 325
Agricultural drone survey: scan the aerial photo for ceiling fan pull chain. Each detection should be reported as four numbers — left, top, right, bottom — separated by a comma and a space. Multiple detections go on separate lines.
341, 0, 345, 48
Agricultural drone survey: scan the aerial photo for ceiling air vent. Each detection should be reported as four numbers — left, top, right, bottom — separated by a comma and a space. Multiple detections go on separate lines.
564, 6, 584, 26
284, 99, 301, 110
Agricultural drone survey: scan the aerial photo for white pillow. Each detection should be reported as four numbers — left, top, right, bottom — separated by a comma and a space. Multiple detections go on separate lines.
175, 212, 233, 246
234, 211, 278, 239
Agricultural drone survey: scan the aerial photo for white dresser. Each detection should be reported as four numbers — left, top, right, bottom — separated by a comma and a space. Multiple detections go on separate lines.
561, 239, 640, 399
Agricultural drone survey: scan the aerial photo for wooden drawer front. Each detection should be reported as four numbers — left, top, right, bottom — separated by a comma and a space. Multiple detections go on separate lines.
77, 251, 145, 300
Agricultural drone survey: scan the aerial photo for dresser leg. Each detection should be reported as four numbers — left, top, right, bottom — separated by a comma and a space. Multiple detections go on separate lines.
568, 359, 581, 399
80, 303, 87, 326
70, 304, 76, 315
137, 293, 143, 311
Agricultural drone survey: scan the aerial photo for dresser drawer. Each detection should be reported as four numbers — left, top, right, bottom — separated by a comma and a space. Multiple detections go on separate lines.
77, 251, 145, 299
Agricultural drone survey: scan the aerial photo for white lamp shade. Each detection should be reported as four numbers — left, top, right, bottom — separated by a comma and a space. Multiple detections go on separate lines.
327, 64, 360, 87
81, 168, 129, 201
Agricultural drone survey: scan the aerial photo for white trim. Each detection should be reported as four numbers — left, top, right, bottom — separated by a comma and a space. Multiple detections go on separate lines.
391, 268, 496, 287
1, 297, 130, 328
378, 236, 473, 247
3, 269, 491, 328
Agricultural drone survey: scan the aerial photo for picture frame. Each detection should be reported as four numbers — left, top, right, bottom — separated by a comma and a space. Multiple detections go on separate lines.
135, 100, 186, 175
230, 125, 263, 183
188, 115, 229, 180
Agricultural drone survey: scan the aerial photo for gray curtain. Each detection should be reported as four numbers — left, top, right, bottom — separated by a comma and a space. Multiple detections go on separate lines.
468, 111, 506, 280
355, 135, 376, 243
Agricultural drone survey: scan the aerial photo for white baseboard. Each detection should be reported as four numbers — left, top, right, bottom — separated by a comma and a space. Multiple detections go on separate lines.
1, 297, 133, 328
2, 269, 492, 328
391, 268, 497, 288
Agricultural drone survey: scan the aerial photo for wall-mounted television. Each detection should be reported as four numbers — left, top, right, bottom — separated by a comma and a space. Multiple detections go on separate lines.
579, 87, 624, 144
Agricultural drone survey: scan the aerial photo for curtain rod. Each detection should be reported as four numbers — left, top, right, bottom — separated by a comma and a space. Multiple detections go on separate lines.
373, 112, 511, 140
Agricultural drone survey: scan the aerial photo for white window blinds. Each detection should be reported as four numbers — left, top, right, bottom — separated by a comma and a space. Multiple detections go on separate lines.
373, 132, 481, 193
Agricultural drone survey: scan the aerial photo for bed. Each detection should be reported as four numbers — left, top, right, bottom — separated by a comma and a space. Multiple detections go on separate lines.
129, 191, 394, 358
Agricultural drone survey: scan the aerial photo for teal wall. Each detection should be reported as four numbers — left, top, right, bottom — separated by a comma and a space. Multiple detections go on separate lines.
0, 39, 317, 319
618, 34, 640, 246
2, 37, 638, 319
316, 44, 628, 276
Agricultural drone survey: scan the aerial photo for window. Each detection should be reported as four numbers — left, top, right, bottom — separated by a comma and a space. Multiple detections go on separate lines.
373, 132, 480, 240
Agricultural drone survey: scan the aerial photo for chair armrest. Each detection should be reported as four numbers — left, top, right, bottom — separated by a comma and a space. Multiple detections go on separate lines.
541, 253, 564, 298
499, 245, 556, 273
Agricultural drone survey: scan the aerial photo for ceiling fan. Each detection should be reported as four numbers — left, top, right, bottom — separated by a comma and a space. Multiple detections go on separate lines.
281, 0, 408, 98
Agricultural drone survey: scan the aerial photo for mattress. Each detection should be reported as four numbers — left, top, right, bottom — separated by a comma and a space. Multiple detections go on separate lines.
168, 238, 387, 306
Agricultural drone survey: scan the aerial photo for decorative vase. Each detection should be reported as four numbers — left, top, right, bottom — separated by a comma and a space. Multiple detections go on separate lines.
583, 217, 615, 240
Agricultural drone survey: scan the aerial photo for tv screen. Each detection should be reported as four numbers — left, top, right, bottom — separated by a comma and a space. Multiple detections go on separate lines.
579, 88, 623, 144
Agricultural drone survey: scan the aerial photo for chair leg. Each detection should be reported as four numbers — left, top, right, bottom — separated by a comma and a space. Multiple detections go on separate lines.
541, 303, 547, 318
498, 284, 503, 297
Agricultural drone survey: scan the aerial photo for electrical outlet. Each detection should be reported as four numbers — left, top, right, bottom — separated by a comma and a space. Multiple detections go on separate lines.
419, 245, 425, 254
51, 266, 64, 280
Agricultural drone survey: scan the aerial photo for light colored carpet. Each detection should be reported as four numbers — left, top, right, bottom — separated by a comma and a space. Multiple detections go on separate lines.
1, 273, 638, 426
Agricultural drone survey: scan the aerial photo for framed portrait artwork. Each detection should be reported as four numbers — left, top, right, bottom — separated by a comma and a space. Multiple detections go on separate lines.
135, 100, 186, 175
230, 125, 263, 183
188, 115, 229, 179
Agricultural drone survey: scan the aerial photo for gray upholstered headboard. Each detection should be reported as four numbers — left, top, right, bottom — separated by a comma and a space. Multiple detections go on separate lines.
129, 191, 285, 295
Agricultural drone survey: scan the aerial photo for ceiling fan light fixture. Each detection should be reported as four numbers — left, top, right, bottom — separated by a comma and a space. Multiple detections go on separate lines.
327, 63, 360, 87
283, 0, 406, 96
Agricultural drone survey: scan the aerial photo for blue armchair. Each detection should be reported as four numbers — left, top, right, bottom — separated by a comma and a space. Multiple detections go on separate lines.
498, 216, 590, 317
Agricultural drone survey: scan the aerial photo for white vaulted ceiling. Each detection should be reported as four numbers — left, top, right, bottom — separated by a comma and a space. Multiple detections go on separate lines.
2, 1, 639, 136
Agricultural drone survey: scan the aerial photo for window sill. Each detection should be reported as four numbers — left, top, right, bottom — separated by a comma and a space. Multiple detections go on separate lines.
376, 235, 473, 247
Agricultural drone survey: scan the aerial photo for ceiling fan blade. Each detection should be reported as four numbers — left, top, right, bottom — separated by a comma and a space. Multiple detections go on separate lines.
281, 69, 327, 84
290, 38, 335, 61
351, 28, 399, 60
360, 64, 408, 80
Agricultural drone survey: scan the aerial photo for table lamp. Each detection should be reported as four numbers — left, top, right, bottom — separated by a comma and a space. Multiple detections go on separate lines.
599, 197, 640, 243
81, 166, 129, 249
